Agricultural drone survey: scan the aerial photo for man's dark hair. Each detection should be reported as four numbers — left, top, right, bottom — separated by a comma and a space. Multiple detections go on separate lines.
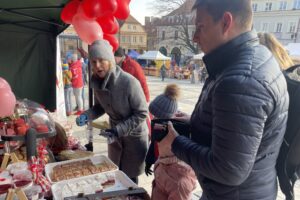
193, 0, 252, 30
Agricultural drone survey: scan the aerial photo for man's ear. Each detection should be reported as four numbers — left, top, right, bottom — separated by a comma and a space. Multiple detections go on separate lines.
222, 12, 233, 33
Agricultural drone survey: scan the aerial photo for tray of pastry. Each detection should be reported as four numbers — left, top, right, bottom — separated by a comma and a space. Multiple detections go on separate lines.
51, 170, 139, 200
45, 155, 118, 183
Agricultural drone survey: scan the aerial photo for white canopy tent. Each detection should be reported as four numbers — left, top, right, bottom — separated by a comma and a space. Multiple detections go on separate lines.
285, 43, 300, 57
193, 53, 205, 60
138, 51, 171, 60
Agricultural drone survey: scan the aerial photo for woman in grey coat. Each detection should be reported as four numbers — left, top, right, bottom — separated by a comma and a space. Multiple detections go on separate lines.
76, 40, 149, 183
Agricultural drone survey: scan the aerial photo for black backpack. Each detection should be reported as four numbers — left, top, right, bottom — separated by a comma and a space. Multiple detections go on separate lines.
277, 64, 300, 200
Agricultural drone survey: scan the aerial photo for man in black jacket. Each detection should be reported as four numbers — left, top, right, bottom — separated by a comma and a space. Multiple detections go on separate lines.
160, 0, 289, 199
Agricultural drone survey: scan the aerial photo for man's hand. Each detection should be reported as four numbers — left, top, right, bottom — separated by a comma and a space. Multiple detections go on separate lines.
159, 121, 179, 149
173, 111, 191, 123
99, 128, 118, 138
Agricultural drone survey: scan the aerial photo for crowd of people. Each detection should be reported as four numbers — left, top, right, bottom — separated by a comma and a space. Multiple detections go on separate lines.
59, 0, 300, 199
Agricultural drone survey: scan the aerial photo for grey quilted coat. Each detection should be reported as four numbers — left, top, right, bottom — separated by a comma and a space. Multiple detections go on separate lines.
85, 65, 148, 178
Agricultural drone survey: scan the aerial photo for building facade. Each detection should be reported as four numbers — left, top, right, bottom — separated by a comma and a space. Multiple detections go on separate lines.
117, 15, 147, 54
252, 0, 300, 45
145, 0, 197, 65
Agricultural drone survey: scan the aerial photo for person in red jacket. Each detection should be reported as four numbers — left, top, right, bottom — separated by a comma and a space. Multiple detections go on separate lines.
68, 53, 84, 115
114, 48, 150, 102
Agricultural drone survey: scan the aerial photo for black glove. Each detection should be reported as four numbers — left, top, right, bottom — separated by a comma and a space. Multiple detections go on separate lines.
99, 128, 118, 138
145, 163, 153, 176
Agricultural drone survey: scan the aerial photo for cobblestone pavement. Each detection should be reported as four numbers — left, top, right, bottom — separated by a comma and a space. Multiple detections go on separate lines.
67, 76, 299, 199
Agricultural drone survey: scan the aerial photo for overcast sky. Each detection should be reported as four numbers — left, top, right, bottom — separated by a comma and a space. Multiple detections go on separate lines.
129, 0, 155, 25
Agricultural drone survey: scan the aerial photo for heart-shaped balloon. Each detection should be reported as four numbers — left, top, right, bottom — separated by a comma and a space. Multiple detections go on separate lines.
72, 13, 104, 45
114, 0, 130, 20
97, 15, 119, 35
81, 0, 118, 19
0, 90, 16, 117
0, 77, 11, 91
61, 0, 81, 24
104, 34, 119, 52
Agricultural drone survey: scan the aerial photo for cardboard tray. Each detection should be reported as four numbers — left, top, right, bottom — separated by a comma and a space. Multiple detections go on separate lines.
45, 154, 118, 183
51, 170, 138, 200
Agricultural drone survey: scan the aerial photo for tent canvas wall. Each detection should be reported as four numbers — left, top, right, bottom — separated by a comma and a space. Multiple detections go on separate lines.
0, 1, 69, 111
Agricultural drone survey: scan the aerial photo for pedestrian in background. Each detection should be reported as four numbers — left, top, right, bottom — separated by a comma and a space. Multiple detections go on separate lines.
62, 63, 72, 116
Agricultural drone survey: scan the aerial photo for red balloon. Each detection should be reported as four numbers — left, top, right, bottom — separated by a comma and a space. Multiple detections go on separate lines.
72, 13, 104, 45
0, 77, 11, 91
0, 90, 16, 117
81, 0, 118, 19
114, 0, 130, 20
61, 0, 81, 24
97, 16, 119, 34
103, 34, 119, 52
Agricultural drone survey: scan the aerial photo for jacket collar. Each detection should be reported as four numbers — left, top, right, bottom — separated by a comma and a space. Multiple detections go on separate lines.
203, 30, 259, 78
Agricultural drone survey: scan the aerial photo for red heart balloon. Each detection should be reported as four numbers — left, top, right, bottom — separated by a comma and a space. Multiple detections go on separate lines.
61, 0, 81, 24
81, 0, 118, 19
114, 0, 130, 20
72, 13, 104, 45
103, 34, 119, 52
97, 15, 119, 35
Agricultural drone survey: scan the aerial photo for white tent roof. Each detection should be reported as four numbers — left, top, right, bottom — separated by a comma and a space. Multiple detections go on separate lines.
193, 53, 205, 60
137, 51, 171, 60
285, 43, 300, 56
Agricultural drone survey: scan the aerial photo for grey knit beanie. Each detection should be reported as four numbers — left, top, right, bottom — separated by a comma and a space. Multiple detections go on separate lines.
149, 84, 180, 119
89, 40, 115, 65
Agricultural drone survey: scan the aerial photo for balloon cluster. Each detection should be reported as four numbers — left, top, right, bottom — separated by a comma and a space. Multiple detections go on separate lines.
61, 0, 131, 50
0, 77, 16, 117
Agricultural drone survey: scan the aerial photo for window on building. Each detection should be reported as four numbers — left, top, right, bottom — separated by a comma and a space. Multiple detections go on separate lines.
265, 2, 272, 11
139, 36, 143, 43
122, 36, 126, 43
133, 25, 136, 30
127, 36, 131, 43
275, 23, 283, 32
262, 23, 269, 32
175, 31, 178, 40
162, 31, 165, 40
289, 22, 296, 32
128, 24, 131, 29
294, 0, 300, 9
133, 36, 137, 43
252, 3, 258, 11
279, 1, 287, 10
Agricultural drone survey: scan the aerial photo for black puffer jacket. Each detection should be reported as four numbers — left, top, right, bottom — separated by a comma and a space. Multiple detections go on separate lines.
172, 31, 289, 200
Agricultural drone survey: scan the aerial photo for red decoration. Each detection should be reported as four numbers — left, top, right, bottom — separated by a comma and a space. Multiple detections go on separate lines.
97, 15, 119, 35
114, 0, 130, 20
81, 0, 118, 19
103, 34, 119, 52
72, 13, 103, 45
60, 0, 81, 24
0, 90, 16, 117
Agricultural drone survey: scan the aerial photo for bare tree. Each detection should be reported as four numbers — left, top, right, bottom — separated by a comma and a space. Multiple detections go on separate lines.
149, 0, 199, 54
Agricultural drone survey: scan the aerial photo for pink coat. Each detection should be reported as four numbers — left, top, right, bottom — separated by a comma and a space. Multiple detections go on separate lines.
151, 161, 197, 200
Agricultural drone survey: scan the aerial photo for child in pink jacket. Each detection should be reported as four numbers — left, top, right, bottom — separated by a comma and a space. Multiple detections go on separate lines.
146, 84, 197, 200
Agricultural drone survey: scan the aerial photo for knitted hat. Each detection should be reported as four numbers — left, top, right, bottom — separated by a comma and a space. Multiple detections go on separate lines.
89, 40, 115, 64
149, 84, 180, 119
114, 47, 125, 57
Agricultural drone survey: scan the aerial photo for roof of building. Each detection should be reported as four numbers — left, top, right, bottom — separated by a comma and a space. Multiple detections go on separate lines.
126, 15, 141, 24
167, 0, 196, 16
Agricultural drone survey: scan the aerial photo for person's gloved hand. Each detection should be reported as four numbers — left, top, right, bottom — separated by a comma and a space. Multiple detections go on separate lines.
99, 128, 118, 138
145, 163, 153, 176
76, 113, 88, 126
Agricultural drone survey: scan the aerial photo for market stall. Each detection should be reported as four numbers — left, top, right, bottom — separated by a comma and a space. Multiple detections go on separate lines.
137, 51, 171, 76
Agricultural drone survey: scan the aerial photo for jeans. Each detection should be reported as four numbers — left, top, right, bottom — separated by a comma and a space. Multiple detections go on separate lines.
73, 87, 83, 111
64, 87, 72, 113
82, 86, 86, 110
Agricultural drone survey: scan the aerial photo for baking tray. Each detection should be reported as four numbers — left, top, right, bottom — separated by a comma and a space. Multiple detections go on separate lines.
51, 170, 138, 200
45, 155, 118, 183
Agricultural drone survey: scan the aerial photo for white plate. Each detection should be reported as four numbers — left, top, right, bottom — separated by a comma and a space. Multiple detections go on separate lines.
45, 154, 118, 183
51, 170, 137, 200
